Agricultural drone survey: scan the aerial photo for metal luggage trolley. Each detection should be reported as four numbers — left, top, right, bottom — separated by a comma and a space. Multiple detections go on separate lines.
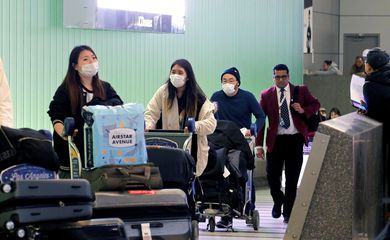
244, 134, 260, 229
145, 130, 192, 151
196, 123, 260, 232
145, 117, 195, 150
144, 119, 200, 240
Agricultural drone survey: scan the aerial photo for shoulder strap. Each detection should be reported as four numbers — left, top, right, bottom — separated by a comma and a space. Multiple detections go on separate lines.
292, 86, 299, 103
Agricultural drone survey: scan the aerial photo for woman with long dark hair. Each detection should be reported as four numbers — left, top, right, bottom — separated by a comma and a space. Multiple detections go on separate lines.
48, 45, 123, 177
145, 59, 216, 176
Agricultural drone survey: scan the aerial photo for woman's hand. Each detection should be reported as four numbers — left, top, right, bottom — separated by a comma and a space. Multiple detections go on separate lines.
54, 122, 78, 141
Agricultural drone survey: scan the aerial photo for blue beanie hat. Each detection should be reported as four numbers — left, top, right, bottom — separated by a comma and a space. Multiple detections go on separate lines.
221, 67, 240, 85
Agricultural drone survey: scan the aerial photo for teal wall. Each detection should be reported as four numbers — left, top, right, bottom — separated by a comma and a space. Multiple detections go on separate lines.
0, 0, 303, 130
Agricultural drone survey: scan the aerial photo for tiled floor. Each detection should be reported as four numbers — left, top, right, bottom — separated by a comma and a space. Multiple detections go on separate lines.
198, 187, 287, 239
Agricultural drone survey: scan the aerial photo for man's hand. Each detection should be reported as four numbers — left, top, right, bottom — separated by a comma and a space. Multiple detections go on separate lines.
255, 146, 265, 160
358, 100, 367, 114
291, 103, 305, 114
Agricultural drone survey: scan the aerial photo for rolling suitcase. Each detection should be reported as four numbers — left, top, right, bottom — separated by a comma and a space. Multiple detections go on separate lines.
0, 179, 94, 229
93, 189, 197, 240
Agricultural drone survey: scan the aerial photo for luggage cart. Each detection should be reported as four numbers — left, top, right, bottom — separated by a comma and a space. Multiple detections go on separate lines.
144, 119, 199, 239
145, 130, 192, 150
196, 122, 260, 232
63, 117, 198, 239
145, 117, 195, 151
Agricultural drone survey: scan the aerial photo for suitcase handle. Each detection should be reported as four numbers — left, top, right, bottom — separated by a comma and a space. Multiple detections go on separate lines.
117, 166, 151, 180
131, 222, 163, 229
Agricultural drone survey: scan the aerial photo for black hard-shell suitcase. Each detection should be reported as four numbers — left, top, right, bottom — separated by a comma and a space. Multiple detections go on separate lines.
38, 218, 129, 240
93, 189, 197, 240
0, 179, 93, 205
0, 179, 94, 228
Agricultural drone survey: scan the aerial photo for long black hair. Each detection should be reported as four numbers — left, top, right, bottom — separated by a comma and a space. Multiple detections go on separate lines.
166, 59, 206, 117
64, 45, 106, 114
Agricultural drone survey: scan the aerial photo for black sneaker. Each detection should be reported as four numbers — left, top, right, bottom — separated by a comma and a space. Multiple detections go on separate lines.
272, 203, 282, 218
216, 216, 233, 228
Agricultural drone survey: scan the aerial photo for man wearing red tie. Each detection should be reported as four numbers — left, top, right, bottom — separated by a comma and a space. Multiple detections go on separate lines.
255, 64, 320, 223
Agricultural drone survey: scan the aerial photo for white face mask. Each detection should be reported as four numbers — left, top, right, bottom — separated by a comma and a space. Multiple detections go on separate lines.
79, 61, 99, 78
170, 74, 186, 88
222, 83, 236, 96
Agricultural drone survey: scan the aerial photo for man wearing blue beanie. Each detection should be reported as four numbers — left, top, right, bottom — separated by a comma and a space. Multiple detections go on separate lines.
211, 67, 265, 134
210, 67, 265, 228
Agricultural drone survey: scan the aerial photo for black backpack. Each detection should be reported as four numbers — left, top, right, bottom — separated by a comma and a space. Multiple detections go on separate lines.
0, 126, 60, 171
292, 86, 321, 132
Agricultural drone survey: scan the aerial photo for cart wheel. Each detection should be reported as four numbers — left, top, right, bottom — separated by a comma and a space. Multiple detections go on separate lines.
208, 217, 215, 232
191, 220, 199, 240
252, 210, 260, 231
245, 216, 251, 225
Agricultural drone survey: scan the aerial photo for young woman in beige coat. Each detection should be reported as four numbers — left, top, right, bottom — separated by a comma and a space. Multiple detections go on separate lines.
145, 59, 216, 176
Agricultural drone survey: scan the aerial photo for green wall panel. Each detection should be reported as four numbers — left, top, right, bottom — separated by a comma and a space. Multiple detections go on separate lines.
0, 0, 303, 130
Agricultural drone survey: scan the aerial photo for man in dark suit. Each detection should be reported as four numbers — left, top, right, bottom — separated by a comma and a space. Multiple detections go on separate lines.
255, 64, 320, 223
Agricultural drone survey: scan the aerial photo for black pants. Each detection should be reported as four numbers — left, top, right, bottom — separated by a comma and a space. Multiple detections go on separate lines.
266, 134, 304, 218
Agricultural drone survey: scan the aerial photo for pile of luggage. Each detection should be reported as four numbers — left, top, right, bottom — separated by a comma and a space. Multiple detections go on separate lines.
0, 103, 198, 240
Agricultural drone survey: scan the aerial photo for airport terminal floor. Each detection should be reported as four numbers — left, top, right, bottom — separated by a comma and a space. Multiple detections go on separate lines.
199, 187, 287, 240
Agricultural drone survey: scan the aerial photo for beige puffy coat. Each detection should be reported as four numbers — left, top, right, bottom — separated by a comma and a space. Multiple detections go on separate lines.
145, 84, 216, 176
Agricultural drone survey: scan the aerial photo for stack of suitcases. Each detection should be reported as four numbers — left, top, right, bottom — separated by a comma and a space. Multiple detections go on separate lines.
79, 105, 198, 240
94, 189, 195, 239
0, 179, 129, 240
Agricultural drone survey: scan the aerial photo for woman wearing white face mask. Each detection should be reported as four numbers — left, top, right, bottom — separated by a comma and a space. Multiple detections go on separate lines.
145, 59, 217, 176
48, 45, 123, 178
